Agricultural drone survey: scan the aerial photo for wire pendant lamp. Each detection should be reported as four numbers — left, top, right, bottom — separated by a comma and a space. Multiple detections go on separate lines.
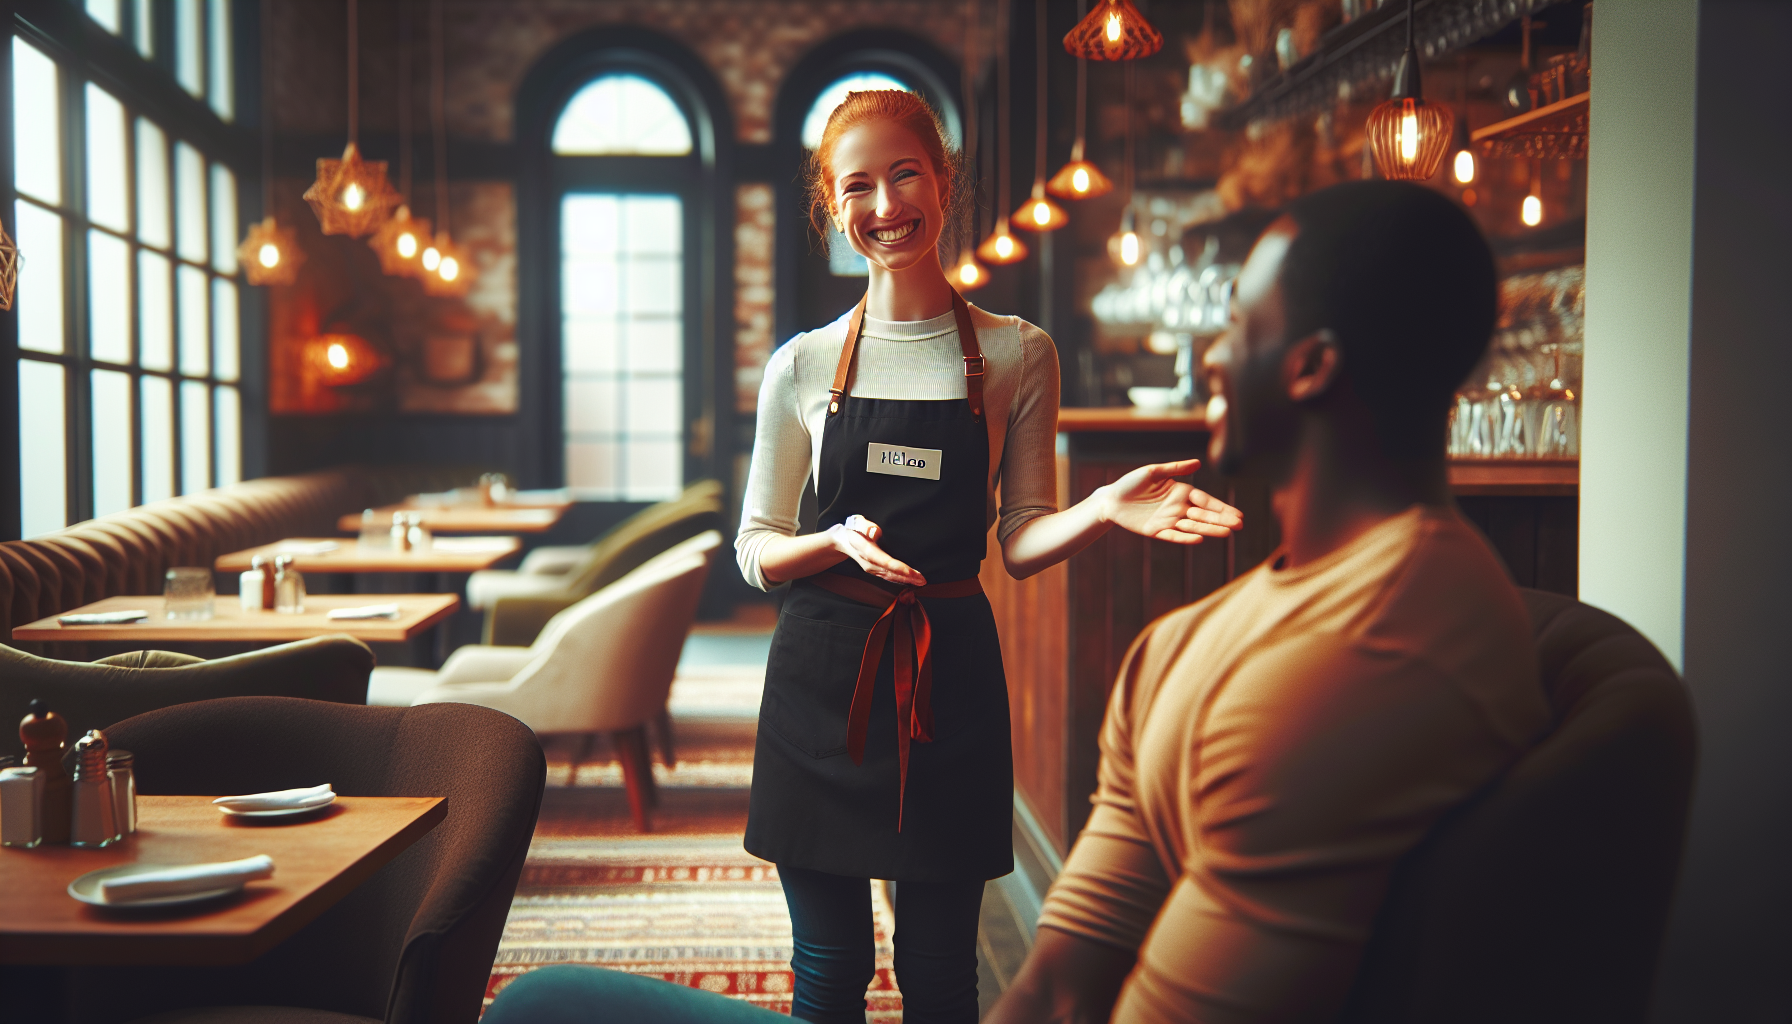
304, 0, 401, 237
239, 0, 304, 284
951, 0, 987, 290
370, 0, 431, 278
1046, 0, 1112, 201
420, 0, 473, 297
1108, 62, 1139, 267
1013, 0, 1066, 231
0, 219, 18, 310
976, 0, 1028, 264
1365, 0, 1454, 181
1063, 0, 1161, 61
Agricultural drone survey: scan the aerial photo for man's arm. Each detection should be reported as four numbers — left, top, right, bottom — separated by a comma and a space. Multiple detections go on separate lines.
984, 926, 1136, 1024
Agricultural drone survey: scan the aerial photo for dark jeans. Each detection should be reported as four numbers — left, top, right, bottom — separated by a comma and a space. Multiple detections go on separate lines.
781, 864, 985, 1024
482, 964, 794, 1023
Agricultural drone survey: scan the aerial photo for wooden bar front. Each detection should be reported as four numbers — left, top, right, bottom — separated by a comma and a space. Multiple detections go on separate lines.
989, 409, 1580, 857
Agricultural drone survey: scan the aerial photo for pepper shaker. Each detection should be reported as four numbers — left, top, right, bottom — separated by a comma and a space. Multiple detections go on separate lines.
70, 730, 117, 849
274, 554, 306, 614
390, 511, 411, 553
20, 700, 71, 845
107, 749, 137, 838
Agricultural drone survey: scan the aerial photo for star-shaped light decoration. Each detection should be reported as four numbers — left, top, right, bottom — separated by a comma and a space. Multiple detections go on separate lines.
236, 216, 305, 286
302, 143, 401, 238
368, 206, 431, 279
419, 231, 476, 298
0, 219, 18, 310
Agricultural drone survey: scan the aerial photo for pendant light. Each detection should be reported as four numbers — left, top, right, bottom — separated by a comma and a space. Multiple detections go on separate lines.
420, 0, 474, 297
303, 0, 401, 237
0, 219, 17, 310
1365, 0, 1454, 181
1013, 0, 1067, 232
1107, 63, 1139, 267
1046, 0, 1112, 200
238, 0, 303, 285
370, 0, 431, 278
1449, 58, 1475, 186
951, 0, 988, 291
976, 0, 1028, 265
1062, 0, 1162, 62
1521, 161, 1544, 226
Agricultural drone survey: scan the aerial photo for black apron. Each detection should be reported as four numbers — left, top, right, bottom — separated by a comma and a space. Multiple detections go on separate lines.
745, 292, 1014, 883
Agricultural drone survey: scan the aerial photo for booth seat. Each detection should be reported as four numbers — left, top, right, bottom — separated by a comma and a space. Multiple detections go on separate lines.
0, 465, 486, 652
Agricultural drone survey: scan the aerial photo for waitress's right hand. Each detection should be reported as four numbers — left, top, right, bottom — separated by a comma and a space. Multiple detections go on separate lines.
828, 515, 927, 587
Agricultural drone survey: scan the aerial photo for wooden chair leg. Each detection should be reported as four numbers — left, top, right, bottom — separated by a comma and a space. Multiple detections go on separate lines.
632, 724, 661, 808
654, 708, 676, 769
567, 732, 594, 787
613, 729, 652, 832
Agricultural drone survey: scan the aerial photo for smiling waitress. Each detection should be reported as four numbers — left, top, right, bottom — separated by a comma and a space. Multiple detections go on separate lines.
736, 91, 1243, 1024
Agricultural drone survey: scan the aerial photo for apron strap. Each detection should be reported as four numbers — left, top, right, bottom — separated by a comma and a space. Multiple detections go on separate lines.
827, 289, 985, 422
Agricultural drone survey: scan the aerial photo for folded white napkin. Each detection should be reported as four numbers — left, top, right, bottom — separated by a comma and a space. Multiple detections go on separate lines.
429, 537, 513, 553
59, 609, 149, 625
326, 604, 401, 621
213, 784, 334, 811
100, 854, 276, 904
274, 540, 339, 555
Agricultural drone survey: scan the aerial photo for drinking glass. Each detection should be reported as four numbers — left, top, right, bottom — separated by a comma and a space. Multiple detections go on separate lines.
163, 567, 215, 620
358, 508, 390, 549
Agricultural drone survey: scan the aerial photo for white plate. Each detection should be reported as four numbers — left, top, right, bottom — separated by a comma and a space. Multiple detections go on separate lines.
68, 864, 241, 908
217, 794, 335, 819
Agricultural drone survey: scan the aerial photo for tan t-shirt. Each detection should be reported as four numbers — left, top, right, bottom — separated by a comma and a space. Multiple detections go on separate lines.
1037, 505, 1549, 1024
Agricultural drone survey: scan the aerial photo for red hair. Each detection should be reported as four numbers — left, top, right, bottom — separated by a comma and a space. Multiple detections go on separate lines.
805, 89, 960, 243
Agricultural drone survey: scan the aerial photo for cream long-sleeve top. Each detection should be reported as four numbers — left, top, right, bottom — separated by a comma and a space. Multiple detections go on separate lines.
735, 303, 1060, 591
1037, 506, 1551, 1023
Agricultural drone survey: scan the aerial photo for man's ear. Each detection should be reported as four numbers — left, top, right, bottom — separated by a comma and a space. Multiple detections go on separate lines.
1281, 329, 1342, 403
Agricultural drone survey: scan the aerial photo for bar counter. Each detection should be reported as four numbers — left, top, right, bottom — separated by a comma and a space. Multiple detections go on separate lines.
988, 406, 1580, 856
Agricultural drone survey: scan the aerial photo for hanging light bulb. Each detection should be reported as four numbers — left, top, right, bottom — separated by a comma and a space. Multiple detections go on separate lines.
417, 0, 474, 299
953, 249, 988, 291
1450, 113, 1475, 185
1365, 0, 1454, 181
421, 230, 474, 297
308, 332, 382, 386
237, 215, 305, 286
1014, 183, 1069, 232
1047, 146, 1114, 199
1108, 207, 1141, 267
1015, 0, 1068, 232
369, 205, 431, 278
1062, 0, 1162, 61
1522, 163, 1544, 226
304, 1, 400, 236
977, 218, 1029, 265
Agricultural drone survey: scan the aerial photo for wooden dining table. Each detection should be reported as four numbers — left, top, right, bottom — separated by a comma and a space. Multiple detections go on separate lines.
214, 537, 522, 574
11, 594, 461, 645
336, 502, 571, 535
0, 795, 445, 966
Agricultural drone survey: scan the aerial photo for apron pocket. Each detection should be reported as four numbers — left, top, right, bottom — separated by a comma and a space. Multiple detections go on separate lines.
761, 610, 871, 759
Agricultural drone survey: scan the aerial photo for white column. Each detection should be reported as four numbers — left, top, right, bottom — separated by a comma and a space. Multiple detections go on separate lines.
1579, 0, 1700, 670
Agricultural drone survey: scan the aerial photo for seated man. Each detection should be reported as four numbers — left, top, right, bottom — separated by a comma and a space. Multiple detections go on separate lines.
987, 181, 1551, 1024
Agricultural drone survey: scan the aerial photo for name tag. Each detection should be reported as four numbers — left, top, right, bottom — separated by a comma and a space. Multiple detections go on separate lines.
866, 442, 942, 481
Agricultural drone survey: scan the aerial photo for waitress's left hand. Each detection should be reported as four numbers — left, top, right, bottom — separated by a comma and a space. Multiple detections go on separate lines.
1100, 458, 1243, 544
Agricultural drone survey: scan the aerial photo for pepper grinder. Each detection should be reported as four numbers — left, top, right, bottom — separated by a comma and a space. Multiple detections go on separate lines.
20, 699, 71, 845
70, 730, 117, 849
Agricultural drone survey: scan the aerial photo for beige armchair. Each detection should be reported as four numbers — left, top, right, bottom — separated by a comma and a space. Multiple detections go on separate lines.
368, 530, 721, 831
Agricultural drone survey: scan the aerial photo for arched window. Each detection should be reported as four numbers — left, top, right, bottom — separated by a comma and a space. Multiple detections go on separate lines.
553, 73, 695, 500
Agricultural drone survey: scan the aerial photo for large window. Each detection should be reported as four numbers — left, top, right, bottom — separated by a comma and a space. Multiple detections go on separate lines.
11, 9, 240, 538
553, 73, 695, 501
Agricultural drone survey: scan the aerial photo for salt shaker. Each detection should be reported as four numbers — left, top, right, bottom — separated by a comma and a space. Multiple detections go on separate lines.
358, 508, 389, 549
390, 511, 412, 553
70, 730, 117, 849
405, 512, 432, 552
240, 554, 268, 612
274, 554, 306, 614
20, 699, 71, 845
107, 749, 137, 838
0, 765, 43, 848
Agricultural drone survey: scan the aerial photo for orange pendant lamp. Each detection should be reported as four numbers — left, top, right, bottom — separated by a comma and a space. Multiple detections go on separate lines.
1013, 0, 1067, 232
1365, 0, 1454, 181
303, 0, 400, 237
0, 219, 18, 310
420, 0, 475, 297
1047, 1, 1112, 200
238, 0, 303, 285
977, 0, 1029, 264
1062, 0, 1161, 62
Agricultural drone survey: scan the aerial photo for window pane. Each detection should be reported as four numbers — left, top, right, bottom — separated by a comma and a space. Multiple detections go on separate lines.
180, 381, 210, 493
92, 369, 134, 517
207, 0, 233, 120
626, 378, 681, 436
175, 0, 202, 97
625, 258, 680, 317
211, 277, 239, 381
87, 0, 122, 33
209, 163, 237, 272
213, 385, 240, 486
177, 265, 210, 376
138, 250, 173, 370
552, 75, 693, 155
85, 85, 130, 232
15, 201, 65, 354
626, 319, 681, 374
140, 375, 174, 502
134, 0, 155, 57
802, 73, 912, 150
176, 142, 208, 262
564, 441, 617, 493
624, 439, 681, 502
89, 230, 132, 364
136, 119, 171, 248
12, 39, 60, 204
564, 379, 619, 436
18, 360, 67, 537
563, 319, 619, 374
